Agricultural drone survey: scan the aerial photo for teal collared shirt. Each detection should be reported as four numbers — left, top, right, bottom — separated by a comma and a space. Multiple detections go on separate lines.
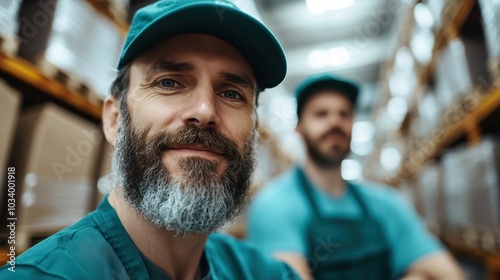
1, 196, 299, 279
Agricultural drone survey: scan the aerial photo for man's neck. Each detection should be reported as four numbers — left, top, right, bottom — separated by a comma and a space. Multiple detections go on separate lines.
108, 189, 207, 280
304, 156, 346, 197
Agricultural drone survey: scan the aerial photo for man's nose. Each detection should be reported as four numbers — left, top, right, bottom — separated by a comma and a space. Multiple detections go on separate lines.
327, 112, 343, 126
180, 88, 220, 129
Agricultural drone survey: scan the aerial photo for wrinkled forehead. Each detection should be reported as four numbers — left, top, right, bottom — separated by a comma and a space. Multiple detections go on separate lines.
131, 34, 256, 86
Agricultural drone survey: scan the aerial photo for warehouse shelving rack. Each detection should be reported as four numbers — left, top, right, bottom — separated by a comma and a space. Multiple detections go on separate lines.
372, 0, 500, 277
0, 0, 128, 264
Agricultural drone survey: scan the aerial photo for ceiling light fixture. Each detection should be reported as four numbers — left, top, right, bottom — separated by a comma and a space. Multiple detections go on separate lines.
306, 0, 356, 15
307, 47, 351, 69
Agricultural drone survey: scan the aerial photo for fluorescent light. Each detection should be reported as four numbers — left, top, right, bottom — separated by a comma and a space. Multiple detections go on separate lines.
351, 141, 374, 156
414, 3, 434, 30
307, 47, 351, 69
306, 0, 356, 14
352, 121, 375, 142
328, 47, 351, 66
410, 28, 435, 64
380, 144, 401, 172
342, 159, 362, 180
387, 97, 408, 123
307, 49, 328, 69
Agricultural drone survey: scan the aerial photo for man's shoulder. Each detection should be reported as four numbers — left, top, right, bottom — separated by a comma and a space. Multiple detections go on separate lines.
250, 168, 310, 220
3, 211, 112, 278
353, 180, 404, 207
206, 232, 279, 261
206, 233, 299, 279
254, 168, 304, 203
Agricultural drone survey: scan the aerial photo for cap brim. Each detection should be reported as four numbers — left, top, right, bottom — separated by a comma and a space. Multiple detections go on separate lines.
119, 3, 286, 89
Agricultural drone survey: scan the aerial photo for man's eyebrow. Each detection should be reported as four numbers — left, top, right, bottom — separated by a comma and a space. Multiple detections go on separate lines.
220, 71, 257, 93
144, 60, 194, 80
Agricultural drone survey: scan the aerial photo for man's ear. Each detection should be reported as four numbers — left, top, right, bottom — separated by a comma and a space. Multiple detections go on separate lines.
102, 97, 121, 146
295, 121, 303, 136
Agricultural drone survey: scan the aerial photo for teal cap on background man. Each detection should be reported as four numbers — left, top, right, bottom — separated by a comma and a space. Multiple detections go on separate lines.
118, 0, 287, 90
295, 74, 360, 118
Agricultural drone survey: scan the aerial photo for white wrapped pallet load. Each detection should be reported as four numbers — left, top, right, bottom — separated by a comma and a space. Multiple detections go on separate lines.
44, 0, 123, 97
435, 37, 490, 111
467, 138, 500, 230
442, 139, 500, 231
0, 0, 22, 55
478, 0, 500, 59
442, 146, 472, 229
422, 0, 446, 30
414, 89, 440, 140
0, 0, 21, 38
418, 163, 443, 230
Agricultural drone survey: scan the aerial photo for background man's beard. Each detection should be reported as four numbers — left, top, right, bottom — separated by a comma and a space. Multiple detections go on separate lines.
112, 108, 256, 235
304, 135, 350, 167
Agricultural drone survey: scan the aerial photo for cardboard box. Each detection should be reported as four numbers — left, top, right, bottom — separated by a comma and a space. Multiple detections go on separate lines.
10, 103, 102, 250
0, 80, 21, 204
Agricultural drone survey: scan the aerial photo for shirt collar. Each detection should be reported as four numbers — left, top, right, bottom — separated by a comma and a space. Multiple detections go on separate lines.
93, 195, 213, 279
93, 195, 150, 278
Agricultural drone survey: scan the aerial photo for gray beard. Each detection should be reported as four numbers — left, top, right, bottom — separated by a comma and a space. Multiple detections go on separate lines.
111, 106, 256, 235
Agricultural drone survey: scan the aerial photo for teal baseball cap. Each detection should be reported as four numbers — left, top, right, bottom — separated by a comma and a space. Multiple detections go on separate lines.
296, 74, 360, 118
118, 0, 287, 90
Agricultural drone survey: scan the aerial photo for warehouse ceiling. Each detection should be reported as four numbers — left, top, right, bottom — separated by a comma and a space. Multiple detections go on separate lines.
253, 0, 402, 101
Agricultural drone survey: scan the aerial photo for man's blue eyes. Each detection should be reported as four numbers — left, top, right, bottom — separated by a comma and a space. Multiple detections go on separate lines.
158, 79, 242, 100
222, 91, 240, 99
160, 79, 176, 87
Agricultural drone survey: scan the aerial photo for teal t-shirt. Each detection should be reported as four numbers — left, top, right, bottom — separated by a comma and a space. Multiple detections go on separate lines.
247, 167, 443, 279
0, 196, 299, 280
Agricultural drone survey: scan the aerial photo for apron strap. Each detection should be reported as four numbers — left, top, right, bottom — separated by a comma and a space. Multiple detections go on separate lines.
295, 167, 371, 219
296, 167, 323, 217
346, 181, 371, 217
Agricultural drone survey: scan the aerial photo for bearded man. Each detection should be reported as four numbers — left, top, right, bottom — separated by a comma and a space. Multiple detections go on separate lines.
0, 1, 299, 279
247, 75, 464, 280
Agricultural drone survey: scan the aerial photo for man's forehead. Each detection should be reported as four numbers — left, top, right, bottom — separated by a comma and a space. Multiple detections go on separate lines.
307, 89, 354, 105
133, 35, 254, 74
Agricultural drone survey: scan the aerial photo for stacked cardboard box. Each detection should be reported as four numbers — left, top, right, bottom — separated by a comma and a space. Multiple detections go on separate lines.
0, 80, 21, 205
10, 103, 103, 250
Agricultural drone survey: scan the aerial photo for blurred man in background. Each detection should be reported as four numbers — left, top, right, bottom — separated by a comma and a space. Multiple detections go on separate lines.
247, 74, 464, 280
0, 1, 299, 279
